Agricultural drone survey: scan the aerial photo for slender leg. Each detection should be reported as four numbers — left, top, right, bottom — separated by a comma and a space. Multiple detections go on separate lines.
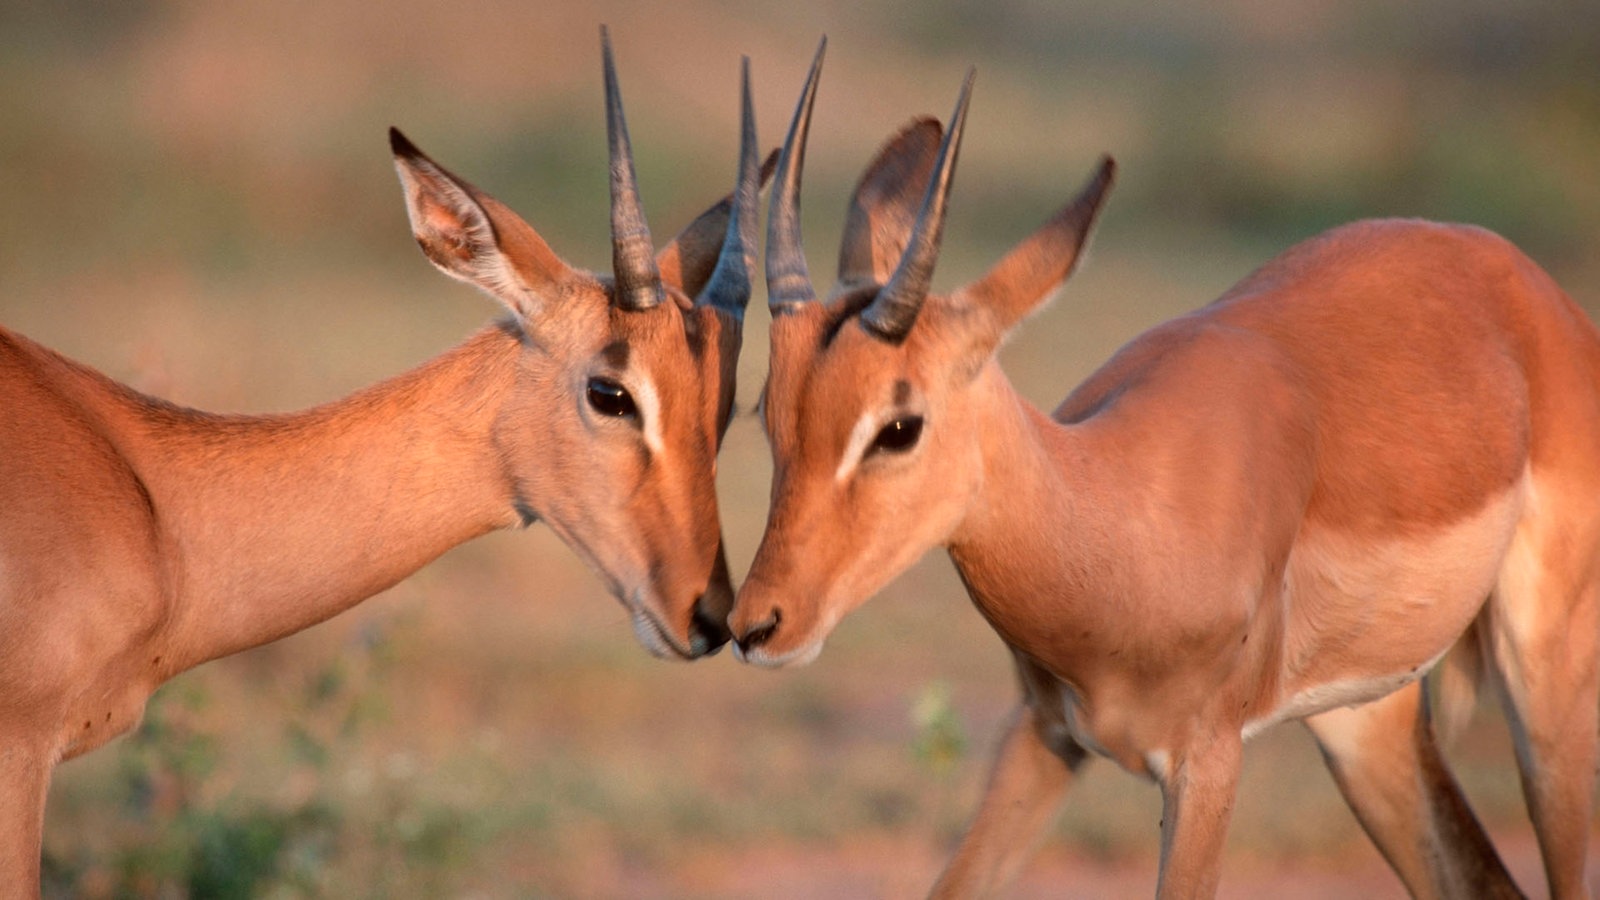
1304, 680, 1524, 899
1153, 729, 1242, 900
929, 701, 1087, 898
0, 743, 50, 900
1487, 574, 1600, 900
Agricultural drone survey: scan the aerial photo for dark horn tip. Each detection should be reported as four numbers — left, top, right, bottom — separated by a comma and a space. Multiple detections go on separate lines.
1097, 154, 1118, 185
1080, 155, 1118, 210
953, 69, 976, 123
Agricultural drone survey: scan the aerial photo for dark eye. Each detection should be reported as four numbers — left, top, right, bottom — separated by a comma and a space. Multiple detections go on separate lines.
586, 377, 638, 418
871, 416, 924, 454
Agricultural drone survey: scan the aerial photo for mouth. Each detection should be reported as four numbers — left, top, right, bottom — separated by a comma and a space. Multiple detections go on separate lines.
544, 525, 717, 661
627, 600, 696, 661
624, 588, 729, 661
729, 633, 826, 668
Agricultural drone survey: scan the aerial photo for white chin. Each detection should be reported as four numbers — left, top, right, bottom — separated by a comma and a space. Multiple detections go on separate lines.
629, 607, 685, 660
732, 637, 826, 668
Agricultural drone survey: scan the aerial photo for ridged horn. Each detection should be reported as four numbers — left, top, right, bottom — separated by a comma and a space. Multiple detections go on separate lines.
698, 56, 760, 317
860, 68, 974, 343
601, 26, 663, 312
765, 37, 826, 313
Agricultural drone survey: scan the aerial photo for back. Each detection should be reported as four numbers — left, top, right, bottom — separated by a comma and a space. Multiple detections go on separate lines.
1055, 219, 1600, 534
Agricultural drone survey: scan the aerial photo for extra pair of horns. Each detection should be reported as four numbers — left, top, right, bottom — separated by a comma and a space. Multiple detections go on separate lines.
603, 26, 758, 315
766, 38, 974, 343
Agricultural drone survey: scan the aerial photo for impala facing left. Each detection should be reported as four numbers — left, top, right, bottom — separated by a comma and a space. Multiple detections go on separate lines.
0, 32, 766, 895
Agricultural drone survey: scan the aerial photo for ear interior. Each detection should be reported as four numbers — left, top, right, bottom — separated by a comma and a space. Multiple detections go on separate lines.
390, 128, 573, 319
836, 118, 943, 292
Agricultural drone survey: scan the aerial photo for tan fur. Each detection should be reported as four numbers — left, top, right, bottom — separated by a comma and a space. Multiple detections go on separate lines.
0, 133, 754, 894
733, 136, 1600, 897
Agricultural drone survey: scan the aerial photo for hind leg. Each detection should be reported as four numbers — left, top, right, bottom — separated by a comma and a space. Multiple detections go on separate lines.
1488, 527, 1600, 900
1305, 680, 1523, 898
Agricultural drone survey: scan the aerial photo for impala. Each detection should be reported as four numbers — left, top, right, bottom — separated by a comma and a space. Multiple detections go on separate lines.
0, 31, 768, 893
732, 57, 1599, 899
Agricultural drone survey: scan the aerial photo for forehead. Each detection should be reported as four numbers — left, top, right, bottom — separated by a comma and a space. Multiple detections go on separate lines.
575, 278, 701, 365
766, 307, 917, 427
770, 291, 948, 388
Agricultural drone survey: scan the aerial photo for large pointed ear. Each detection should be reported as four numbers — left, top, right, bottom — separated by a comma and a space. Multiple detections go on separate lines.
656, 149, 779, 302
954, 156, 1115, 349
390, 127, 575, 320
836, 117, 943, 292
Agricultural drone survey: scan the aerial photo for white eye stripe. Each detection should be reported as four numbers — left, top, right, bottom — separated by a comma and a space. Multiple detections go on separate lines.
633, 375, 665, 454
835, 410, 883, 483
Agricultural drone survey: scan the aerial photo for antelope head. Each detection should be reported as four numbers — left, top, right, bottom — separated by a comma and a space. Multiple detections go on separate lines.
391, 30, 768, 659
731, 60, 1116, 666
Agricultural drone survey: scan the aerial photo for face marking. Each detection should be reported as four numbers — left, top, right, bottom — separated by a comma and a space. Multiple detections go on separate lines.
633, 373, 665, 455
601, 339, 631, 370
835, 409, 884, 484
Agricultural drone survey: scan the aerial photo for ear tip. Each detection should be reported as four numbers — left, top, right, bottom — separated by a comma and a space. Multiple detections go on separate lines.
899, 117, 944, 147
389, 127, 419, 159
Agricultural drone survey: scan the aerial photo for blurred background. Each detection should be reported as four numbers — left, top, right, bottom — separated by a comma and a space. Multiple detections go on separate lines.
5, 0, 1599, 896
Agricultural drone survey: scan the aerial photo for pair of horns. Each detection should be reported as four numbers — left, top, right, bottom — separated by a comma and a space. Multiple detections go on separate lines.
765, 38, 974, 343
602, 26, 758, 315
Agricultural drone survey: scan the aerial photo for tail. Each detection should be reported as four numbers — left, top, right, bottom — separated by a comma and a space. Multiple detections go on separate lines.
1431, 618, 1487, 745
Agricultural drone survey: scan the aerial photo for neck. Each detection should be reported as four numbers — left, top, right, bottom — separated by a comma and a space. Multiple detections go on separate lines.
110, 325, 523, 670
946, 367, 1137, 670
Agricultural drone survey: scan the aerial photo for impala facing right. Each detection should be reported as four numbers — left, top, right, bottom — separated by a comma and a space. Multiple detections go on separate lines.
732, 58, 1600, 899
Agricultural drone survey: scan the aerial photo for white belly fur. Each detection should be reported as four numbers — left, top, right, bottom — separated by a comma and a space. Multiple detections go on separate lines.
1243, 472, 1526, 740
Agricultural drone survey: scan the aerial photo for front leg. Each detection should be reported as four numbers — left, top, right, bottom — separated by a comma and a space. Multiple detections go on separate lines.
930, 699, 1087, 898
1154, 729, 1243, 900
0, 742, 51, 899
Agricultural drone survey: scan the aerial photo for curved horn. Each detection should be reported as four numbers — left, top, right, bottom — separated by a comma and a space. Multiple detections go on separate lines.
860, 68, 974, 343
601, 26, 663, 312
698, 56, 760, 317
765, 37, 826, 313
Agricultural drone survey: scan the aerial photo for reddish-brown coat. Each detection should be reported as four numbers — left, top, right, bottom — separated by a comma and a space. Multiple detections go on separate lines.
734, 118, 1600, 897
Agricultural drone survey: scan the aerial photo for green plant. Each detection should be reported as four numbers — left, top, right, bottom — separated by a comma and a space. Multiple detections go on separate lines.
39, 620, 495, 899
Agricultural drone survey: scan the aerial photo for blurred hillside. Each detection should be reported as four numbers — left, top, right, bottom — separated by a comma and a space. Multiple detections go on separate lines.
4, 1, 1598, 896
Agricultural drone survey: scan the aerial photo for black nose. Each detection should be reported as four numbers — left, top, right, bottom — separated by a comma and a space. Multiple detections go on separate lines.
733, 609, 780, 655
688, 597, 732, 658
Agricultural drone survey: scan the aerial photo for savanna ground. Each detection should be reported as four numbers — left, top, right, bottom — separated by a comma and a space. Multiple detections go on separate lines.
4, 1, 1600, 896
